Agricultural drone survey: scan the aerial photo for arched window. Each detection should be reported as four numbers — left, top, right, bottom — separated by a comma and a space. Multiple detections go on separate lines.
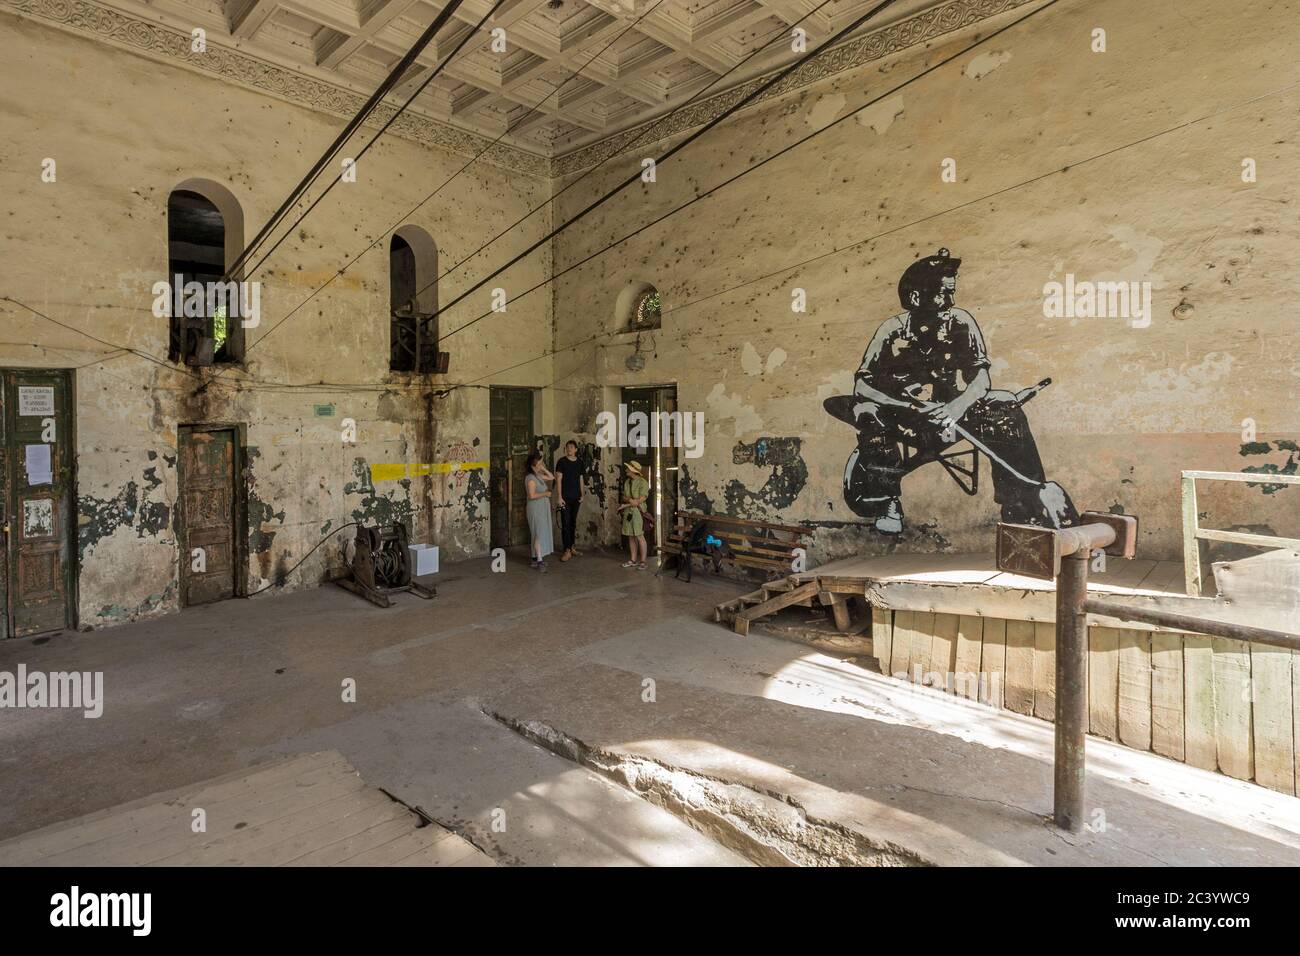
167, 179, 244, 365
616, 281, 661, 331
390, 225, 441, 373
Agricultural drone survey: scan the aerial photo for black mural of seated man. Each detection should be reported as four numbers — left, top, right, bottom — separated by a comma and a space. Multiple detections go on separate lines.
824, 249, 1078, 534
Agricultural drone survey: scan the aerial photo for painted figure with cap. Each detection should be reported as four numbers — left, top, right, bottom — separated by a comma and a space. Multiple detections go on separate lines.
825, 249, 1078, 534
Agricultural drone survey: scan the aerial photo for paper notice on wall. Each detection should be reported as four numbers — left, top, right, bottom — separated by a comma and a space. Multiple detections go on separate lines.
25, 444, 52, 486
18, 386, 55, 416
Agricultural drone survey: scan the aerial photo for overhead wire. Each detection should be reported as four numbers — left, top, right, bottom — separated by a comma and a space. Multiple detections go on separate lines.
435, 0, 1065, 346
411, 0, 906, 338
237, 0, 510, 286
427, 75, 1298, 395
222, 0, 472, 282
416, 0, 851, 296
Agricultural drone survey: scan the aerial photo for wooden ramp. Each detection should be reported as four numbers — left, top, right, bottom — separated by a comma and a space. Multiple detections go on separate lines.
716, 577, 854, 636
0, 751, 494, 867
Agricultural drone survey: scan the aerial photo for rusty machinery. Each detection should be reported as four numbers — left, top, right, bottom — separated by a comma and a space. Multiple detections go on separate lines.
335, 523, 436, 608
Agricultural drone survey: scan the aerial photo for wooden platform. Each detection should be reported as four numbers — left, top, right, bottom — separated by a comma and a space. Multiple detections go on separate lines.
0, 751, 494, 867
715, 550, 1300, 798
799, 551, 1189, 598
715, 552, 1190, 637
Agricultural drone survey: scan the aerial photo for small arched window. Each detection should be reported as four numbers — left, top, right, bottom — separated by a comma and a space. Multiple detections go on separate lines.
390, 225, 441, 373
167, 179, 244, 365
616, 281, 661, 332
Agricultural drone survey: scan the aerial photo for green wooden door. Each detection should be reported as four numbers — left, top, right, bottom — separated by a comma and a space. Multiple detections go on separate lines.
2, 369, 76, 638
489, 388, 534, 548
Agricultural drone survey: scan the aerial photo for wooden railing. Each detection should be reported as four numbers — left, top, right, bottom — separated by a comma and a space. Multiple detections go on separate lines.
1181, 470, 1300, 596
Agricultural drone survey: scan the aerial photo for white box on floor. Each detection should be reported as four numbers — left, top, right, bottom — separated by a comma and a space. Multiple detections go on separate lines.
408, 544, 439, 576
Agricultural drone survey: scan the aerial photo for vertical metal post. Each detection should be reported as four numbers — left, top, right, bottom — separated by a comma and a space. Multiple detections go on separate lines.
1054, 550, 1090, 831
1180, 473, 1200, 597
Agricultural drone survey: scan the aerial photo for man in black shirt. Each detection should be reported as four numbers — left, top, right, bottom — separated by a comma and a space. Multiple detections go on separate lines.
825, 249, 1069, 534
553, 440, 586, 561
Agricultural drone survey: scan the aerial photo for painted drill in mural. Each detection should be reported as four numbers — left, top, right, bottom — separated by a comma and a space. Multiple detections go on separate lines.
825, 249, 1078, 534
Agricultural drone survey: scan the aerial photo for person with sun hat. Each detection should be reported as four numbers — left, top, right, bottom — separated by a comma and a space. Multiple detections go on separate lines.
619, 460, 650, 570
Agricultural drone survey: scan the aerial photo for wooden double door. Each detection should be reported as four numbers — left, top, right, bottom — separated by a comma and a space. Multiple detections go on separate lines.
0, 369, 76, 638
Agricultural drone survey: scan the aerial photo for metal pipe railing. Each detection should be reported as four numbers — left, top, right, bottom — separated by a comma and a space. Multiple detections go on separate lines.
997, 512, 1299, 831
1082, 597, 1300, 651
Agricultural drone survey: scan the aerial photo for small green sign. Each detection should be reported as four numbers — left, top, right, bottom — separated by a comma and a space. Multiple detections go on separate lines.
314, 403, 336, 417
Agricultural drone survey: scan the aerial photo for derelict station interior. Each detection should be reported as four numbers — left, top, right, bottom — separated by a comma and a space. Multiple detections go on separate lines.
1, 0, 1299, 915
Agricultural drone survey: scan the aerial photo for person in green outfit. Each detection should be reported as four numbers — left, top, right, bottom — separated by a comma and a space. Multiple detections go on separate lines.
619, 460, 650, 570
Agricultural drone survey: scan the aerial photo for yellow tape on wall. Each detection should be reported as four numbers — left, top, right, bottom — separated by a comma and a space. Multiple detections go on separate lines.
370, 461, 489, 483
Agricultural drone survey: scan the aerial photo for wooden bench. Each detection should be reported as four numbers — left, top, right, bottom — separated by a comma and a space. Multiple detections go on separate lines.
660, 510, 812, 582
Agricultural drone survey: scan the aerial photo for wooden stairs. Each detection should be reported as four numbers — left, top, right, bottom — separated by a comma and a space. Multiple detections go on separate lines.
715, 575, 854, 636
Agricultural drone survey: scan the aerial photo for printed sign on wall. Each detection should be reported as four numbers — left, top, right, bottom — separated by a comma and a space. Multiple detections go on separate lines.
18, 386, 55, 416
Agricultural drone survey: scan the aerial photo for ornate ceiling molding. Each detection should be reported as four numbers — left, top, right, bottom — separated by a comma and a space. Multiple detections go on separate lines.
4, 0, 1035, 180
0, 0, 551, 178
553, 0, 1037, 176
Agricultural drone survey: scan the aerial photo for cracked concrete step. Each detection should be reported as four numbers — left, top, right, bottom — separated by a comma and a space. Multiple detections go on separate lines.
487, 709, 922, 866
485, 616, 1300, 867
246, 696, 752, 867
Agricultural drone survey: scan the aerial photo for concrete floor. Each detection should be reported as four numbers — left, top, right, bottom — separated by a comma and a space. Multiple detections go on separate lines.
2, 549, 1299, 866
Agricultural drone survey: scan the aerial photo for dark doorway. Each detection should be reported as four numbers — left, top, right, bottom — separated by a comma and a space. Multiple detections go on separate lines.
0, 369, 76, 638
178, 426, 242, 606
621, 385, 679, 553
489, 387, 535, 549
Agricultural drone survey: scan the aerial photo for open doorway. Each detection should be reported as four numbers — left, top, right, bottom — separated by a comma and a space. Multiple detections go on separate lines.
621, 385, 679, 554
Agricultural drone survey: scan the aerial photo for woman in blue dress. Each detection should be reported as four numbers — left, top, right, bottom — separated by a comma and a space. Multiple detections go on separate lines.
524, 452, 555, 572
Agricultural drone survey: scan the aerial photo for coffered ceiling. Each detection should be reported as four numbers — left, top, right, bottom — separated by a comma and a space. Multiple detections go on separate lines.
129, 0, 958, 153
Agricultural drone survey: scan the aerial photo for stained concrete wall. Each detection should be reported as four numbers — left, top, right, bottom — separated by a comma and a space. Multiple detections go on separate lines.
549, 0, 1300, 563
5, 0, 1299, 634
1, 15, 555, 628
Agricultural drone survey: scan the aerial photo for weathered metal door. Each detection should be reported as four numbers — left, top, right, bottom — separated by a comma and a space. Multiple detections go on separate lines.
489, 388, 534, 548
1, 369, 76, 638
178, 427, 237, 605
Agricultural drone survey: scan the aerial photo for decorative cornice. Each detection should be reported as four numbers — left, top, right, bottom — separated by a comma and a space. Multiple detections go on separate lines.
4, 0, 1036, 180
553, 0, 1038, 176
0, 0, 551, 178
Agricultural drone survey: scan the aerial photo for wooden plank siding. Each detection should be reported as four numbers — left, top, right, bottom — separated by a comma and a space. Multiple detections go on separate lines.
1088, 626, 1120, 740
867, 609, 1296, 796
1118, 630, 1153, 752
1150, 633, 1186, 761
1003, 620, 1036, 716
953, 615, 984, 701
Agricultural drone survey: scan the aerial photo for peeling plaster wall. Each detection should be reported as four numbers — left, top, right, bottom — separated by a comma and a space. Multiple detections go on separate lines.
1, 17, 554, 628
549, 0, 1300, 562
